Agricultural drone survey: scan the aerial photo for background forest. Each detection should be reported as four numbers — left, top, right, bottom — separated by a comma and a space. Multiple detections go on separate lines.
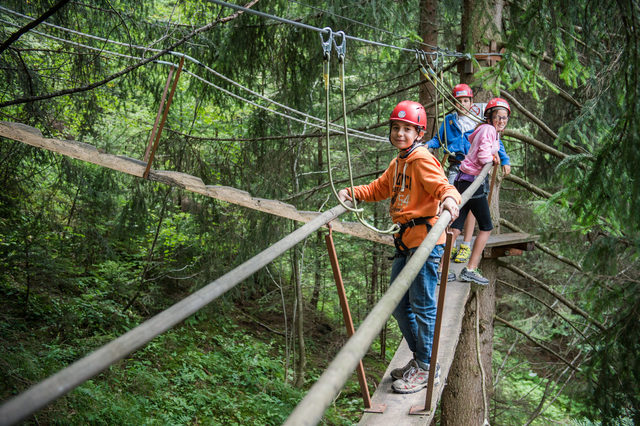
1, 0, 639, 424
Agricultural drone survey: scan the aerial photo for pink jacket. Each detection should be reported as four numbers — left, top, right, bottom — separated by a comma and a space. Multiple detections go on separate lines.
459, 124, 499, 176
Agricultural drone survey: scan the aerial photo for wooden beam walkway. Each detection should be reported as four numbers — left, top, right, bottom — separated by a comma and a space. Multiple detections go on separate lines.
0, 121, 391, 246
359, 262, 469, 425
359, 234, 537, 424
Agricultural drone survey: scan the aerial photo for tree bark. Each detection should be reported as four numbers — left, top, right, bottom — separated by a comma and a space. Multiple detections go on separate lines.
419, 0, 438, 137
442, 2, 503, 422
293, 247, 306, 388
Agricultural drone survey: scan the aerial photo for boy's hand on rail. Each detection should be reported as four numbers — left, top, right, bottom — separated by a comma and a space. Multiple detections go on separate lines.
337, 189, 352, 202
439, 196, 459, 222
502, 164, 511, 175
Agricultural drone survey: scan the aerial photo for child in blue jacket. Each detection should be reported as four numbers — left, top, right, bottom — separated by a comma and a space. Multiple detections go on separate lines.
427, 84, 511, 262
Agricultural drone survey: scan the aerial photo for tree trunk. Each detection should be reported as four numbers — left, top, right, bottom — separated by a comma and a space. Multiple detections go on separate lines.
419, 0, 438, 137
442, 0, 504, 422
293, 247, 306, 388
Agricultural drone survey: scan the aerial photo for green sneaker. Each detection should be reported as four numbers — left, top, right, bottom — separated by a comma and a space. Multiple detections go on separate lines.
453, 243, 471, 263
450, 246, 458, 259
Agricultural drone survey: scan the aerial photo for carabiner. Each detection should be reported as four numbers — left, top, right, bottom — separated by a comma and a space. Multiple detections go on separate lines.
320, 27, 333, 60
333, 30, 346, 62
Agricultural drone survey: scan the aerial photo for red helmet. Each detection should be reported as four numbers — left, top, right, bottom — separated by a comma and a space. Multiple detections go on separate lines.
485, 97, 511, 118
452, 83, 473, 99
390, 101, 426, 131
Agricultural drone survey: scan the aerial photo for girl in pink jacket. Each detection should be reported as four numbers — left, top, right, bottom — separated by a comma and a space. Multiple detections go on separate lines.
450, 98, 511, 285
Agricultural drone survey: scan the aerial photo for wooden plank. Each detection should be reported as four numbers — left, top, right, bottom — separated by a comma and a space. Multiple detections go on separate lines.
0, 121, 393, 246
359, 263, 469, 425
0, 122, 538, 254
484, 232, 538, 248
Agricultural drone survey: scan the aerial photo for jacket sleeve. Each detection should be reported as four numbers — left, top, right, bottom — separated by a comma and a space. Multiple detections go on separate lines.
498, 138, 510, 165
415, 155, 462, 205
426, 123, 445, 149
474, 125, 497, 165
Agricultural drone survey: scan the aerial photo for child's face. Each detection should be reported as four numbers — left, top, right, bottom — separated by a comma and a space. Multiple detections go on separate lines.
489, 108, 509, 132
457, 97, 473, 114
390, 121, 422, 150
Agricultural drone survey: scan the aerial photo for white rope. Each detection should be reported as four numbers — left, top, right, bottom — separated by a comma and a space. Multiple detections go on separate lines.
475, 293, 490, 425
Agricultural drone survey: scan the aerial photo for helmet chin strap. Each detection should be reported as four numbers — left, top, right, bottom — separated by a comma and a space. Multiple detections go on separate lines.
399, 139, 422, 158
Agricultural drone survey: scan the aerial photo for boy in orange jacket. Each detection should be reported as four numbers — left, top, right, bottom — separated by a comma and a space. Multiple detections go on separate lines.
338, 100, 461, 393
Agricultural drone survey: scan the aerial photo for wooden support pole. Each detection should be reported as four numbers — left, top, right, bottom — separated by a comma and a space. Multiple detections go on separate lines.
144, 66, 175, 162
143, 56, 184, 179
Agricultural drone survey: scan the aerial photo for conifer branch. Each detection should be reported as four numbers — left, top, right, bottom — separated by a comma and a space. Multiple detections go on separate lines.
494, 315, 580, 371
500, 218, 582, 271
0, 0, 260, 108
0, 0, 71, 55
498, 261, 606, 331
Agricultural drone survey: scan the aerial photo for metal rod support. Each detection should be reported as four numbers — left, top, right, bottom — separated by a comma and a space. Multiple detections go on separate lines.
325, 226, 385, 413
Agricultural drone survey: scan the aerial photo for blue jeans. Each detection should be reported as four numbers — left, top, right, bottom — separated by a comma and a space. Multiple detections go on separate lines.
391, 244, 444, 367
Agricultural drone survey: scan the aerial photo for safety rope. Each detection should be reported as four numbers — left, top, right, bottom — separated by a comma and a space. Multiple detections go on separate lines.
321, 29, 400, 234
417, 50, 454, 162
417, 51, 484, 126
476, 293, 491, 425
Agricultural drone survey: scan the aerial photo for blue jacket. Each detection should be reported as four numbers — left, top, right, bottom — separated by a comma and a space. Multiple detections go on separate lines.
427, 112, 510, 165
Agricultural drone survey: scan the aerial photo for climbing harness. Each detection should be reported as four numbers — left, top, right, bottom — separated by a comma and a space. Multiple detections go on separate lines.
392, 217, 433, 256
322, 28, 399, 234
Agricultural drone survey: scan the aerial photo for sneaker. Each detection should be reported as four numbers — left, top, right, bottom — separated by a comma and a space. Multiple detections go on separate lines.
437, 271, 457, 282
458, 267, 489, 286
453, 243, 471, 263
390, 358, 417, 381
391, 362, 440, 394
450, 246, 458, 259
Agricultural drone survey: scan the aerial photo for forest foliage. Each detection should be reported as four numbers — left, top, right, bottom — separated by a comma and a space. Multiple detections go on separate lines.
1, 0, 639, 424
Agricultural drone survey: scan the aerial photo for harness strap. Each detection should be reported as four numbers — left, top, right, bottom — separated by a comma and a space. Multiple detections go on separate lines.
393, 216, 434, 256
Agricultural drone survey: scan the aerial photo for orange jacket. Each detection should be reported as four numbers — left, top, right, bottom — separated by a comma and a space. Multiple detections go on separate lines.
349, 146, 461, 248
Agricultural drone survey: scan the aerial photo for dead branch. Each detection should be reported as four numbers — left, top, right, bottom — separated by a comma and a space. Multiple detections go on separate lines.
502, 129, 567, 160
500, 90, 587, 154
498, 261, 605, 331
497, 279, 589, 341
500, 218, 582, 271
494, 316, 580, 371
238, 308, 286, 337
503, 174, 555, 200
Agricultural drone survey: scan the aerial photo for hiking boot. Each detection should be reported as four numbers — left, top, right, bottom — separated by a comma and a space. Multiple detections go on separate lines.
391, 362, 440, 394
390, 358, 417, 381
453, 243, 471, 263
458, 267, 489, 286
